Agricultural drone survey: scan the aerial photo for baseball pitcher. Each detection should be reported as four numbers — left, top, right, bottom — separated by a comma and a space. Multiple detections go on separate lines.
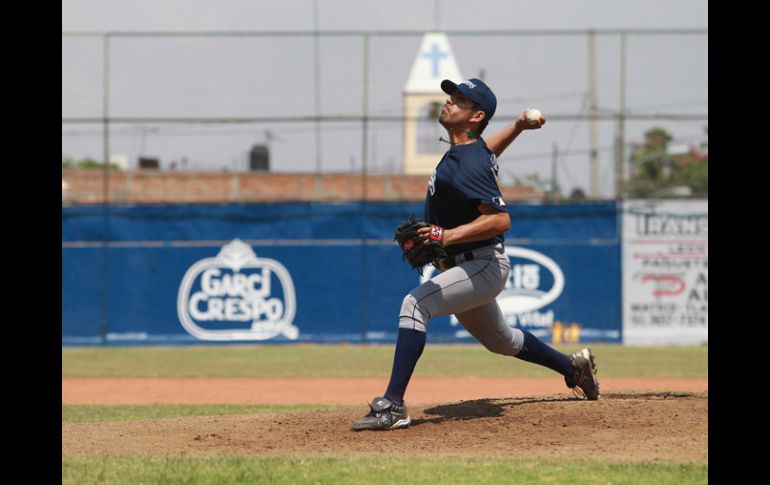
352, 78, 599, 431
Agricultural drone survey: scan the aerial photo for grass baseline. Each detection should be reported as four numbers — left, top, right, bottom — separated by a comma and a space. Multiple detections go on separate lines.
62, 454, 708, 485
62, 343, 708, 378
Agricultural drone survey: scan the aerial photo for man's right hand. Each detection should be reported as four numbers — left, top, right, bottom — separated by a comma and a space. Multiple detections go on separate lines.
515, 108, 546, 130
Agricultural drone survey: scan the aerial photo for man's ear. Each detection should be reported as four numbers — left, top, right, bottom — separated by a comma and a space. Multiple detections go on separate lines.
471, 110, 486, 124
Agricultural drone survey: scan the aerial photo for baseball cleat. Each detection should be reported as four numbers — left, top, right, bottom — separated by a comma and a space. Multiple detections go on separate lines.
352, 396, 411, 431
565, 348, 600, 400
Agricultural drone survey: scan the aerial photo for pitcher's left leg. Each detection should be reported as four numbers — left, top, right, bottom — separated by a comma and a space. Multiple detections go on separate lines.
455, 300, 524, 356
457, 301, 600, 400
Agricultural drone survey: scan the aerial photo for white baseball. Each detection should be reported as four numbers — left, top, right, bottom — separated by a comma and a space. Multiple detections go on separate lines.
526, 108, 543, 125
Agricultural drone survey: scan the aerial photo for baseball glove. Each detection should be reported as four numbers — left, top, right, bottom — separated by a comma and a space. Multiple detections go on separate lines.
394, 216, 448, 275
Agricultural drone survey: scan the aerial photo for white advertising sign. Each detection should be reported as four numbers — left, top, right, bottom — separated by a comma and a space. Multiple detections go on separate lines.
177, 239, 299, 341
622, 200, 708, 345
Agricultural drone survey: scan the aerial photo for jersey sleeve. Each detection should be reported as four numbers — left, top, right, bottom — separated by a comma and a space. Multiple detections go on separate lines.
457, 151, 508, 212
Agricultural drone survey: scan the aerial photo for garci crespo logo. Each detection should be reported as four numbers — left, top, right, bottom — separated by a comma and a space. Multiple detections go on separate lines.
421, 246, 564, 328
177, 239, 299, 341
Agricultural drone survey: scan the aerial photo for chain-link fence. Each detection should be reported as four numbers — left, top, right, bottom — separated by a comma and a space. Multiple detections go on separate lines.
62, 28, 707, 202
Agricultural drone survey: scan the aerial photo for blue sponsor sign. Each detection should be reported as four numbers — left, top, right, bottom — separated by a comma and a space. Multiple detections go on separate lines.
62, 202, 620, 345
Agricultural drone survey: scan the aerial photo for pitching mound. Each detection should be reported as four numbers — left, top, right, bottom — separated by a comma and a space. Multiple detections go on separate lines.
62, 391, 707, 461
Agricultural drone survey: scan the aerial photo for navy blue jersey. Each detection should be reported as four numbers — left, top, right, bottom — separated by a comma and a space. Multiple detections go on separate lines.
424, 139, 507, 256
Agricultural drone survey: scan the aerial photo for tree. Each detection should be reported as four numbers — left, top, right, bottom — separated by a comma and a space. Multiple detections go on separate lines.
627, 126, 707, 197
62, 156, 120, 170
512, 173, 562, 200
568, 187, 587, 202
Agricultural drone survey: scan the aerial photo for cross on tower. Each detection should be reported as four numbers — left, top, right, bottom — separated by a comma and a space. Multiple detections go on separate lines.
422, 43, 447, 78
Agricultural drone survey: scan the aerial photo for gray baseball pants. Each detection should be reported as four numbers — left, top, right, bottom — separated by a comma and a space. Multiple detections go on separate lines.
398, 243, 525, 356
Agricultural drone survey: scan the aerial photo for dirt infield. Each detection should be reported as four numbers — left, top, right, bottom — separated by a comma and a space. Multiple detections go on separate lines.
63, 392, 707, 460
62, 377, 707, 461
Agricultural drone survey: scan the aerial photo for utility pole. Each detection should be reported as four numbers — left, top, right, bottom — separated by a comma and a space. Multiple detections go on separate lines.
313, 0, 322, 175
587, 30, 600, 198
550, 142, 559, 200
312, 0, 324, 198
615, 33, 627, 199
100, 34, 111, 343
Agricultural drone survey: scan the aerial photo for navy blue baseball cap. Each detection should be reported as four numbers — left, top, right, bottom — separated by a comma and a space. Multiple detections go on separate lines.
441, 78, 497, 123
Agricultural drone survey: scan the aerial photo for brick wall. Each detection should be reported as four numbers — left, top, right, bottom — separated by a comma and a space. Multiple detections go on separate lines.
61, 170, 544, 204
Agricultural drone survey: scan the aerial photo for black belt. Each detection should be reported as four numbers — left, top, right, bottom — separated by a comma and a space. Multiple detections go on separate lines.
455, 251, 476, 264
436, 251, 475, 271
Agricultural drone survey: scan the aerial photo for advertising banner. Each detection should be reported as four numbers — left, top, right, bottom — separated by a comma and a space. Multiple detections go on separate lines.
62, 202, 621, 345
622, 199, 708, 345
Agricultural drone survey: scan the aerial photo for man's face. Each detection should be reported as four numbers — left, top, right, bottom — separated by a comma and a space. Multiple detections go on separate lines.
439, 90, 482, 127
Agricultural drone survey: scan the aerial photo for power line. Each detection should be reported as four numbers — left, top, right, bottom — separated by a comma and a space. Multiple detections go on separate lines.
497, 91, 587, 104
502, 134, 706, 164
61, 112, 708, 124
62, 28, 708, 38
623, 99, 708, 112
61, 122, 405, 137
556, 92, 589, 187
62, 126, 706, 163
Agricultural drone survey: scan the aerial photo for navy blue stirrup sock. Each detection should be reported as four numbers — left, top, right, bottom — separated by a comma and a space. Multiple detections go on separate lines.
383, 328, 426, 406
515, 330, 574, 376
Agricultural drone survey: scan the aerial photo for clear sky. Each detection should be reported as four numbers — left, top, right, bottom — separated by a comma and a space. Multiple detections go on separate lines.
62, 0, 708, 198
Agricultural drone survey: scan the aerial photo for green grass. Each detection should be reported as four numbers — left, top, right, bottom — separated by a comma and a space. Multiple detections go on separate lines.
62, 343, 707, 378
62, 404, 348, 424
61, 455, 708, 485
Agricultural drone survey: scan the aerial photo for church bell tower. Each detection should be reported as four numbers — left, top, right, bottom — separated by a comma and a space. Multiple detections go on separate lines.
403, 32, 463, 175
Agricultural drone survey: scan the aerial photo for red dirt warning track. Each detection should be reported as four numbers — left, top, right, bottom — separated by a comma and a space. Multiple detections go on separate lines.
61, 376, 707, 405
